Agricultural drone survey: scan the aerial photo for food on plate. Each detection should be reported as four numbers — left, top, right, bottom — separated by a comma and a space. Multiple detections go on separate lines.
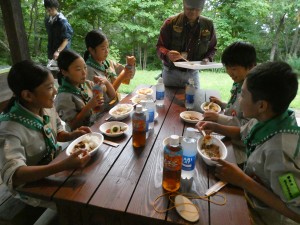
137, 88, 153, 95
105, 125, 126, 134
111, 104, 132, 116
201, 135, 221, 158
132, 95, 146, 104
203, 102, 220, 112
71, 136, 100, 154
182, 113, 199, 121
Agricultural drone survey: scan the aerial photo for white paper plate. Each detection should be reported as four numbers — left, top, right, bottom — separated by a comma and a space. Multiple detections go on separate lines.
99, 121, 128, 137
201, 102, 222, 113
180, 111, 203, 123
109, 104, 133, 120
136, 87, 153, 96
131, 94, 147, 104
66, 132, 104, 156
174, 61, 223, 70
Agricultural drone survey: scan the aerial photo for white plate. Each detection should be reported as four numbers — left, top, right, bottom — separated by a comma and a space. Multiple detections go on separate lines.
136, 87, 153, 96
200, 102, 221, 113
99, 121, 128, 137
66, 132, 104, 156
197, 136, 227, 166
180, 111, 203, 123
174, 61, 223, 70
109, 104, 134, 120
131, 94, 147, 104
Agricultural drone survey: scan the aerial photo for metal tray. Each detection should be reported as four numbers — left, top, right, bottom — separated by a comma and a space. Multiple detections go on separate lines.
174, 61, 223, 70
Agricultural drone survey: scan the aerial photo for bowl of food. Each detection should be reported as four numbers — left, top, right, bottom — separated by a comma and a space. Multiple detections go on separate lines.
180, 111, 203, 124
136, 87, 153, 96
109, 104, 134, 120
201, 102, 221, 113
66, 132, 104, 157
197, 135, 227, 166
99, 121, 128, 137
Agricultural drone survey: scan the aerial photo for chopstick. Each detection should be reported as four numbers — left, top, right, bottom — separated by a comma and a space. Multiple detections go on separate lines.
103, 140, 119, 147
205, 181, 227, 196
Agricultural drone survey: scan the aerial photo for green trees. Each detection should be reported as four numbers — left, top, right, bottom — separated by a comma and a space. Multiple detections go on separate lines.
0, 0, 299, 71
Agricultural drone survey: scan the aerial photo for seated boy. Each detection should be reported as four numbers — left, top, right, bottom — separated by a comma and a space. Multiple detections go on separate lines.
196, 61, 300, 224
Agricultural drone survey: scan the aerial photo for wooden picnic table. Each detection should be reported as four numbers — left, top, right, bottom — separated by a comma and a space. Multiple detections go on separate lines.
17, 85, 250, 225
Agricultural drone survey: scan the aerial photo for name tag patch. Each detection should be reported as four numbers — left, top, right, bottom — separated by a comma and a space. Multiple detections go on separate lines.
279, 173, 300, 200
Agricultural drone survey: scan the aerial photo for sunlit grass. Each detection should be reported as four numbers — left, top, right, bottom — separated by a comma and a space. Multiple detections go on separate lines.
119, 70, 300, 109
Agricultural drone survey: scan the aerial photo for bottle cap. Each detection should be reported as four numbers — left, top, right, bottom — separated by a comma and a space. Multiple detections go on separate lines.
136, 104, 143, 113
169, 135, 179, 145
186, 127, 194, 138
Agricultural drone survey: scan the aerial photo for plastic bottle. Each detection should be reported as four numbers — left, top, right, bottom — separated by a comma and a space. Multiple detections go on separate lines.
156, 77, 165, 106
92, 83, 104, 113
145, 93, 155, 130
132, 105, 146, 147
162, 135, 183, 192
185, 78, 195, 110
140, 100, 149, 138
181, 128, 197, 179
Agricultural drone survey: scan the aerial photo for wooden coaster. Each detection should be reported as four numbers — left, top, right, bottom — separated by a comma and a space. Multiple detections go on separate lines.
174, 195, 199, 222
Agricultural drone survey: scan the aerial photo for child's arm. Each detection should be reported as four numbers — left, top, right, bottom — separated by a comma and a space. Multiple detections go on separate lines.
12, 149, 91, 186
213, 159, 300, 223
209, 96, 226, 109
94, 76, 116, 100
195, 121, 241, 139
57, 126, 92, 142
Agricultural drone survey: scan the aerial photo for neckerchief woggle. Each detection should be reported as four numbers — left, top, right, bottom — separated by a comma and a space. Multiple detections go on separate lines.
58, 77, 90, 104
0, 101, 58, 163
86, 55, 117, 80
243, 110, 300, 158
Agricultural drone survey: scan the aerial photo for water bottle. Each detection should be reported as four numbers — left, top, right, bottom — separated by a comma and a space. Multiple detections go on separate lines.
132, 105, 146, 148
140, 100, 149, 138
145, 93, 155, 130
185, 78, 195, 109
92, 83, 104, 113
181, 128, 197, 179
156, 77, 165, 106
162, 135, 183, 192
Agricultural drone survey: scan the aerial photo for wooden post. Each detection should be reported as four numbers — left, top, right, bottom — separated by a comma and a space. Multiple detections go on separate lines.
0, 0, 30, 64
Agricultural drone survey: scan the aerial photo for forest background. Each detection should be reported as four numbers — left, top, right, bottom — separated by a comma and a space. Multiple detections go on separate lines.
0, 0, 300, 73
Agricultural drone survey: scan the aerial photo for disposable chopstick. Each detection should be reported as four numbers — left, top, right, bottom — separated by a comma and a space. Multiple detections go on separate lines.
103, 140, 119, 147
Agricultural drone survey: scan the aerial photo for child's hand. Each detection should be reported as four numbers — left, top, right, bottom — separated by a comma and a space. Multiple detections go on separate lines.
123, 68, 134, 80
71, 126, 92, 140
64, 149, 91, 169
209, 96, 222, 106
195, 120, 217, 134
203, 111, 219, 122
93, 76, 109, 86
126, 56, 136, 66
87, 95, 104, 110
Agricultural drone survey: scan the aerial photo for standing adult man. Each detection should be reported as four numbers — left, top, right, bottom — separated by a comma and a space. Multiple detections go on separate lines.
156, 0, 217, 88
44, 0, 73, 62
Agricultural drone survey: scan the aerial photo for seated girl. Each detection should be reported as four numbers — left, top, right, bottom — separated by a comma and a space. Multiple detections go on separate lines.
84, 29, 136, 91
55, 49, 116, 130
0, 60, 91, 207
196, 62, 300, 224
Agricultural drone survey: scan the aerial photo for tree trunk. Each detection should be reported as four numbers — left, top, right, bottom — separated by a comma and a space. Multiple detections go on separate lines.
293, 38, 300, 56
289, 26, 299, 56
270, 13, 286, 61
143, 46, 147, 70
138, 44, 142, 68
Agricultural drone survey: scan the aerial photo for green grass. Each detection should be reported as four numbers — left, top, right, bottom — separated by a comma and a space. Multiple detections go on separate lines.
119, 70, 300, 109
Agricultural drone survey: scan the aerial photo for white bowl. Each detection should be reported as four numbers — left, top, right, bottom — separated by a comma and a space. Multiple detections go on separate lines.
197, 136, 227, 166
200, 102, 221, 113
131, 94, 147, 104
109, 104, 134, 120
66, 132, 104, 156
136, 87, 153, 96
163, 136, 183, 147
99, 121, 128, 137
180, 111, 203, 124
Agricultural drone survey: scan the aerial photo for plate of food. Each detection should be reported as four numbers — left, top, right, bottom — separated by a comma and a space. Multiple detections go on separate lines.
99, 121, 128, 137
131, 94, 147, 104
180, 111, 203, 123
109, 104, 133, 120
174, 61, 223, 70
201, 102, 222, 113
136, 87, 153, 96
197, 135, 227, 166
66, 132, 104, 157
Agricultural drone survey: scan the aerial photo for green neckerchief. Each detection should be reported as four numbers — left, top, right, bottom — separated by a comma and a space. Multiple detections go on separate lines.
243, 110, 300, 158
58, 77, 90, 104
226, 82, 242, 109
0, 101, 58, 164
85, 55, 117, 80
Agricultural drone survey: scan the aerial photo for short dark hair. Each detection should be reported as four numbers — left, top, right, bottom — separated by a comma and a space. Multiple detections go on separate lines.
221, 41, 257, 69
57, 49, 81, 84
44, 0, 59, 9
84, 30, 107, 61
246, 61, 298, 114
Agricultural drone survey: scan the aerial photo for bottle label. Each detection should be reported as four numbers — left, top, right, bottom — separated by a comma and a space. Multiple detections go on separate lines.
185, 94, 194, 104
156, 91, 165, 100
164, 154, 182, 171
182, 155, 196, 171
148, 111, 154, 122
133, 120, 146, 131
